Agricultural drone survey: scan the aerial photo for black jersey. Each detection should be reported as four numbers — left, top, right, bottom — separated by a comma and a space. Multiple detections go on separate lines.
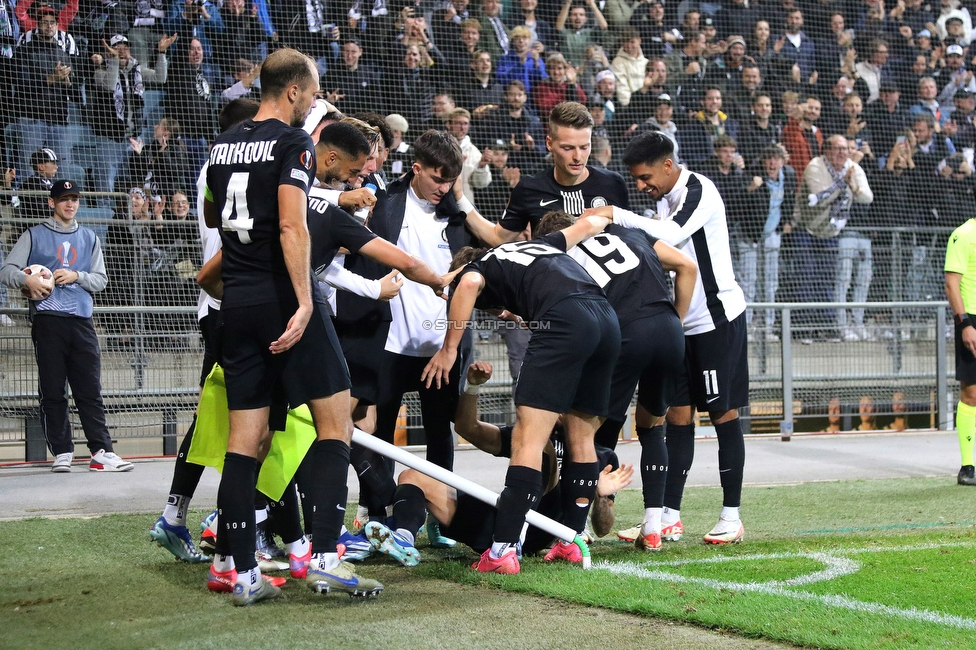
206, 118, 315, 308
499, 165, 630, 234
461, 237, 605, 321
308, 193, 378, 274
547, 224, 676, 326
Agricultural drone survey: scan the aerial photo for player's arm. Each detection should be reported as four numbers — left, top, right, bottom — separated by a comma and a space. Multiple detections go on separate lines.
946, 272, 976, 356
454, 361, 504, 454
580, 204, 710, 248
358, 237, 453, 296
421, 271, 484, 389
319, 258, 387, 300
590, 463, 635, 537
202, 183, 219, 229
271, 184, 313, 354
654, 239, 697, 322
197, 249, 223, 299
453, 177, 520, 247
558, 215, 613, 249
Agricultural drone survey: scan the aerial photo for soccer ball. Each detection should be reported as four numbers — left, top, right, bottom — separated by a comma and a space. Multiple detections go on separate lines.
22, 264, 54, 298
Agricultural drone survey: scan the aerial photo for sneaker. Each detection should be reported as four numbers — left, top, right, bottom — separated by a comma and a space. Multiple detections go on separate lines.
661, 520, 684, 542
703, 517, 744, 544
471, 547, 520, 574
543, 540, 583, 564
616, 525, 640, 543
207, 566, 237, 593
581, 521, 595, 544
199, 513, 218, 557
51, 452, 73, 473
89, 449, 133, 472
306, 558, 384, 597
289, 547, 312, 579
958, 465, 976, 486
256, 521, 286, 558
635, 529, 663, 552
425, 517, 457, 549
255, 550, 288, 573
232, 575, 282, 607
149, 516, 210, 563
337, 529, 373, 562
364, 521, 420, 567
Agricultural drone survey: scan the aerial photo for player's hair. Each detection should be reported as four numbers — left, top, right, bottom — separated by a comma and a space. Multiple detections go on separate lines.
340, 116, 381, 148
413, 130, 463, 179
714, 135, 737, 150
549, 102, 594, 134
623, 131, 676, 167
219, 98, 260, 132
259, 48, 317, 99
448, 246, 487, 292
317, 122, 372, 158
353, 111, 395, 149
534, 210, 575, 237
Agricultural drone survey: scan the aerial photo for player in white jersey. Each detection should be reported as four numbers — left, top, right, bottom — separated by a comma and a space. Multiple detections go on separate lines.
583, 131, 749, 545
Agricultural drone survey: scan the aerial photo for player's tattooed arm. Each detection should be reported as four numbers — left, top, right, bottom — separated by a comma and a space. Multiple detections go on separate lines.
653, 239, 697, 321
454, 361, 503, 454
421, 271, 484, 388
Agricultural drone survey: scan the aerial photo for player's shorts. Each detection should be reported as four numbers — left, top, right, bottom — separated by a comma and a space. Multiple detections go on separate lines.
955, 318, 976, 384
198, 305, 224, 387
221, 301, 351, 411
515, 297, 620, 417
333, 319, 390, 406
443, 490, 561, 557
673, 312, 749, 413
606, 309, 685, 421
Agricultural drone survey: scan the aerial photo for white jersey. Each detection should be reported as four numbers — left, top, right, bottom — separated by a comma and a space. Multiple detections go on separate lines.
196, 162, 222, 321
613, 166, 746, 335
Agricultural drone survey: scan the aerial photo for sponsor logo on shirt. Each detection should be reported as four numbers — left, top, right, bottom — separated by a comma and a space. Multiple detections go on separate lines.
300, 150, 313, 170
591, 196, 608, 208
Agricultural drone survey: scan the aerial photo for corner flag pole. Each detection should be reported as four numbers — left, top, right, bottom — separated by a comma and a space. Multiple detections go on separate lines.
351, 428, 592, 569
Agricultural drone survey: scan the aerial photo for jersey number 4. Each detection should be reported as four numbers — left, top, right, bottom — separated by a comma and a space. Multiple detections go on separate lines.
577, 233, 640, 287
221, 172, 254, 243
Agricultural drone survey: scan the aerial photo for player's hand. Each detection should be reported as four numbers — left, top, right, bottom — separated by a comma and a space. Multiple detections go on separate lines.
23, 272, 53, 300
52, 269, 79, 286
964, 323, 976, 356
434, 267, 463, 299
466, 360, 493, 386
270, 303, 312, 354
421, 346, 458, 389
580, 205, 613, 220
597, 463, 634, 496
378, 270, 403, 301
339, 187, 377, 210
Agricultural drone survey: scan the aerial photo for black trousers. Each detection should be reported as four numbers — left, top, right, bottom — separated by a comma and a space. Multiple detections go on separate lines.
31, 314, 113, 456
374, 351, 462, 472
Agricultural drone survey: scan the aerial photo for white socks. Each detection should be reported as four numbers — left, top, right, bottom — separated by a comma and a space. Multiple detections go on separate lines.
490, 542, 516, 559
236, 566, 261, 588
254, 507, 268, 525
313, 552, 340, 570
162, 494, 190, 527
720, 506, 741, 521
396, 528, 415, 546
213, 553, 235, 573
662, 506, 680, 526
642, 507, 663, 534
285, 535, 310, 557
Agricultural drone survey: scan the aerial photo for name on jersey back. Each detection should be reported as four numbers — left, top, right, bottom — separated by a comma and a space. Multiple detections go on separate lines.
210, 139, 278, 166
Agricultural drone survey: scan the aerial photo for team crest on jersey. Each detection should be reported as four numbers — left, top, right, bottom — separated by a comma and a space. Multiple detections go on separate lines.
300, 150, 313, 170
57, 241, 77, 266
591, 196, 608, 208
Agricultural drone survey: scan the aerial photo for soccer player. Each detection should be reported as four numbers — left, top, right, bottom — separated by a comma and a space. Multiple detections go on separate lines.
202, 48, 381, 605
582, 131, 749, 545
461, 101, 629, 246
422, 211, 620, 574
945, 220, 976, 486
149, 98, 260, 565
534, 210, 697, 551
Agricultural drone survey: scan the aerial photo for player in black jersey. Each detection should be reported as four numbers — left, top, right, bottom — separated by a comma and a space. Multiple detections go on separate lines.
534, 211, 697, 552
202, 49, 382, 605
363, 361, 633, 566
461, 102, 630, 247
422, 212, 619, 574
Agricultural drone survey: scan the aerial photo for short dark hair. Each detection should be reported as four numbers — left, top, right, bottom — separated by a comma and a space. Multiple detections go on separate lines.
219, 98, 260, 132
683, 30, 702, 44
549, 101, 594, 132
353, 111, 394, 149
713, 135, 737, 150
742, 63, 761, 74
449, 246, 487, 291
534, 210, 575, 237
913, 113, 935, 128
317, 122, 372, 158
505, 80, 526, 93
623, 131, 675, 167
259, 48, 316, 99
760, 145, 786, 162
413, 130, 463, 178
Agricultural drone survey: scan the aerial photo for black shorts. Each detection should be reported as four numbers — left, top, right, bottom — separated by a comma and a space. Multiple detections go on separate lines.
515, 297, 620, 417
198, 306, 224, 387
221, 301, 351, 411
333, 319, 390, 406
606, 309, 685, 421
956, 319, 976, 384
673, 312, 749, 413
442, 490, 561, 557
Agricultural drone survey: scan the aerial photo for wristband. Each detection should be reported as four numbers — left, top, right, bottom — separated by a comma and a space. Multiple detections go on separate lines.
464, 382, 481, 396
958, 314, 973, 328
457, 196, 474, 215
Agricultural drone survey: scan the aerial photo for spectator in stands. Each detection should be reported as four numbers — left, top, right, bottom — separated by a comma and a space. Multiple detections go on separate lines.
17, 148, 59, 224
384, 43, 437, 129
943, 15, 970, 45
532, 52, 586, 119
698, 135, 752, 224
477, 0, 509, 60
829, 94, 875, 153
821, 396, 842, 432
742, 145, 795, 340
884, 391, 908, 431
481, 80, 545, 152
322, 40, 382, 115
866, 82, 912, 155
857, 395, 877, 430
717, 0, 759, 41
268, 0, 338, 60
738, 95, 781, 165
903, 0, 936, 34
432, 92, 457, 124
445, 17, 483, 75
555, 0, 609, 67
727, 63, 766, 121
587, 98, 610, 139
591, 69, 616, 121
936, 152, 976, 221
446, 107, 492, 203
910, 76, 950, 127
432, 0, 473, 53
679, 86, 738, 167
708, 35, 748, 94
814, 13, 851, 84
783, 95, 823, 175
946, 89, 976, 152
219, 58, 260, 102
609, 27, 646, 108
88, 33, 174, 198
936, 0, 972, 45
211, 0, 266, 70
749, 19, 774, 70
506, 0, 554, 48
164, 0, 224, 60
123, 117, 192, 204
126, 0, 166, 67
618, 57, 668, 125
14, 1, 78, 40
11, 6, 80, 173
473, 142, 519, 221
496, 25, 548, 96
664, 30, 707, 110
853, 39, 893, 103
937, 45, 976, 109
776, 8, 816, 82
385, 113, 412, 177
163, 36, 218, 167
912, 113, 956, 177
458, 50, 504, 113
628, 1, 676, 59
834, 139, 876, 341
577, 43, 611, 95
